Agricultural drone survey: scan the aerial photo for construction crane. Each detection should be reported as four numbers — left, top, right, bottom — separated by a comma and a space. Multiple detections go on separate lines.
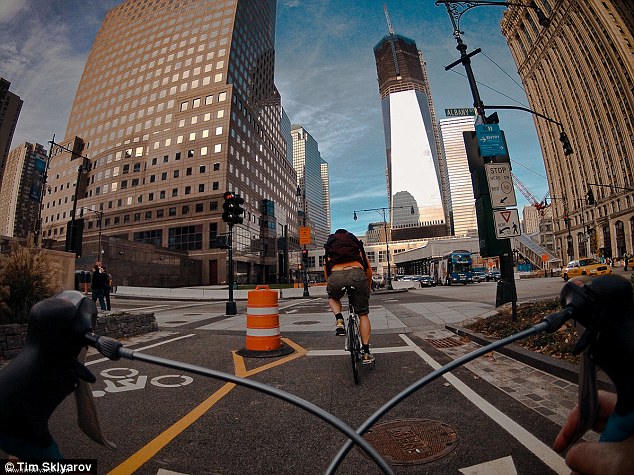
383, 4, 395, 35
512, 172, 550, 215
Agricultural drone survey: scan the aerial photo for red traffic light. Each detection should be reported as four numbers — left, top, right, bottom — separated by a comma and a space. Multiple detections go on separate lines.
223, 191, 234, 201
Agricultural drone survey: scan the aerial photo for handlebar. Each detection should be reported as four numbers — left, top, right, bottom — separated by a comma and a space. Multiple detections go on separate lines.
2, 275, 633, 471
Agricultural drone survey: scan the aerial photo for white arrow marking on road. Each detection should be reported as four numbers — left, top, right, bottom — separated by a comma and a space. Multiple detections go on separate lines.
459, 455, 518, 474
103, 376, 148, 393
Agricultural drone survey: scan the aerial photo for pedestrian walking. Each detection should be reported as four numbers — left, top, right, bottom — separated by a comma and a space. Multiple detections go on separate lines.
624, 252, 629, 271
91, 264, 107, 311
102, 266, 113, 311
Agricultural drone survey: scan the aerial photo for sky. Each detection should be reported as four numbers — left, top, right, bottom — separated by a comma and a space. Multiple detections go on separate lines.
1, 0, 550, 237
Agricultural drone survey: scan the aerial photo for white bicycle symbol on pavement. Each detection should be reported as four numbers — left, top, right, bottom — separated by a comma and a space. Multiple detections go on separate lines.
92, 367, 193, 397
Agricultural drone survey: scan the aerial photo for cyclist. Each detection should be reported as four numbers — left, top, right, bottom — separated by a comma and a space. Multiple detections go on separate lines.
553, 390, 634, 474
323, 229, 374, 364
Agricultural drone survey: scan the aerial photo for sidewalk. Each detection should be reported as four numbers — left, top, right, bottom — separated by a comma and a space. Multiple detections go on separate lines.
114, 281, 417, 300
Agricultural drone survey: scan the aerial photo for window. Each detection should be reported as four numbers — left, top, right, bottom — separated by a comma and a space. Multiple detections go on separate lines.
199, 184, 205, 192
200, 165, 206, 173
195, 203, 204, 212
169, 207, 177, 216
182, 205, 190, 214
174, 170, 180, 178
172, 188, 178, 197
185, 186, 191, 195
210, 201, 218, 211
213, 162, 220, 171
133, 229, 162, 246
186, 167, 193, 176
168, 224, 203, 250
188, 149, 194, 158
161, 172, 167, 180
175, 152, 181, 160
212, 182, 219, 190
163, 155, 169, 163
157, 209, 164, 218
180, 101, 188, 111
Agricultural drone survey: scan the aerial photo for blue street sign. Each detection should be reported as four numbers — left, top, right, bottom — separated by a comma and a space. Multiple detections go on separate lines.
475, 124, 508, 157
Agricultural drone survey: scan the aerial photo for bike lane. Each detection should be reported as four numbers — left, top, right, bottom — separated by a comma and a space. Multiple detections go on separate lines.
47, 325, 570, 474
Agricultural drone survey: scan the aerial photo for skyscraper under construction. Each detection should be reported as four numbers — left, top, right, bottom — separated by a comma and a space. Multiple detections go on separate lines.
373, 9, 451, 240
41, 0, 298, 285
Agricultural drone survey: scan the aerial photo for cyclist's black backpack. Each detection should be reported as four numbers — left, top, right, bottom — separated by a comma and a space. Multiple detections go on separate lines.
324, 229, 368, 276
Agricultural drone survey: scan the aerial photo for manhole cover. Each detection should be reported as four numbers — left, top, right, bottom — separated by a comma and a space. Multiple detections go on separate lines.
425, 337, 465, 349
292, 320, 320, 325
361, 419, 458, 465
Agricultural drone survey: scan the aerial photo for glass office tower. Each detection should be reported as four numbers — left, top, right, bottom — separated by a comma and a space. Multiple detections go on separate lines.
374, 28, 450, 239
41, 0, 298, 284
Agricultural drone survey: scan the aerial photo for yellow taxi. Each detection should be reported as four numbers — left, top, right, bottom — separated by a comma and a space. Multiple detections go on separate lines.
562, 258, 612, 281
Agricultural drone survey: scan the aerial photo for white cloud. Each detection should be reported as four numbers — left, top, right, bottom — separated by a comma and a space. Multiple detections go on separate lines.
0, 0, 29, 23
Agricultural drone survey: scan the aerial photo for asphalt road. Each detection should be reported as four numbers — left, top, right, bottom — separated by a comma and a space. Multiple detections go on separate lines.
39, 276, 580, 474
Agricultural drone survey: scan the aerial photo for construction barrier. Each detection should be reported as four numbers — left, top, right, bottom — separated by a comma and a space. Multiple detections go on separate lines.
245, 285, 281, 351
237, 285, 293, 358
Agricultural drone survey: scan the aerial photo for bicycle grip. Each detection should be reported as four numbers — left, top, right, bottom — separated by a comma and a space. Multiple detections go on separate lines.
563, 275, 634, 442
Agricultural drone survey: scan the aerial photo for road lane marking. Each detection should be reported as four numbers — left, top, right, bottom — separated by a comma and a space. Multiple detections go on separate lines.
399, 334, 568, 475
86, 334, 196, 366
307, 346, 415, 357
107, 337, 307, 475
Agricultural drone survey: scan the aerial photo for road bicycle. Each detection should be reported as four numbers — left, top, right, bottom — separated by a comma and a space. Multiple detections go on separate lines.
1, 275, 633, 474
342, 286, 374, 384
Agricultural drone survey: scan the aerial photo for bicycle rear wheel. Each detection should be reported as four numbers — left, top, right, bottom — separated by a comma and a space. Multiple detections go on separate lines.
347, 317, 361, 384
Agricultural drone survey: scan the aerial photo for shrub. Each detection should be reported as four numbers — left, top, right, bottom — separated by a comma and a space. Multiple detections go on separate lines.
0, 239, 60, 324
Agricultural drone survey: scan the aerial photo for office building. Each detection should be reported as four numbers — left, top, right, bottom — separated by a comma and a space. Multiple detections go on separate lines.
522, 205, 540, 234
501, 0, 634, 261
291, 125, 330, 249
0, 142, 47, 238
0, 79, 23, 188
373, 17, 450, 239
439, 113, 477, 237
321, 159, 331, 233
41, 0, 298, 285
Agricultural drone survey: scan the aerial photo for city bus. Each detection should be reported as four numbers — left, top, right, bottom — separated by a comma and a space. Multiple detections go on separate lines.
431, 250, 473, 285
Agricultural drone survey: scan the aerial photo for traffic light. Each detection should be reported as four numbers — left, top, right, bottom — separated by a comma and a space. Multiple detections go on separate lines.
222, 191, 236, 223
301, 248, 308, 263
586, 188, 595, 206
233, 194, 244, 225
559, 131, 573, 155
222, 191, 245, 225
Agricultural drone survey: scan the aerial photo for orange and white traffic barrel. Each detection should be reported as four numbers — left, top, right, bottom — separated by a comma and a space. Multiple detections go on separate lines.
245, 285, 281, 351
237, 285, 294, 358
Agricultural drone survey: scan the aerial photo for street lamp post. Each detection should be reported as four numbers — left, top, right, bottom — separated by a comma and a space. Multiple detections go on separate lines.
296, 184, 310, 297
353, 205, 414, 291
436, 0, 551, 321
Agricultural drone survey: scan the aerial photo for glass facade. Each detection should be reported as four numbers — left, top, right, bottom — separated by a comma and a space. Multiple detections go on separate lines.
40, 0, 298, 284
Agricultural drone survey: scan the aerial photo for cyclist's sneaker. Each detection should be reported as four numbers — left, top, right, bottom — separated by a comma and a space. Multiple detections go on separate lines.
362, 352, 375, 364
335, 319, 346, 336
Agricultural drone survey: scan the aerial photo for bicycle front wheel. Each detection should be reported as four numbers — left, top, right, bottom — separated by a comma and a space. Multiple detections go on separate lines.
348, 318, 361, 384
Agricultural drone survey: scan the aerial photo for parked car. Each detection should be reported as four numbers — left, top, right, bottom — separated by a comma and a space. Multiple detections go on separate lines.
372, 275, 386, 289
418, 275, 435, 287
472, 271, 486, 283
485, 270, 501, 281
562, 258, 611, 281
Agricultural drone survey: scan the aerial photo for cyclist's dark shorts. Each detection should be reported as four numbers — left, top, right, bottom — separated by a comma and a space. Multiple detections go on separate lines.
326, 267, 370, 315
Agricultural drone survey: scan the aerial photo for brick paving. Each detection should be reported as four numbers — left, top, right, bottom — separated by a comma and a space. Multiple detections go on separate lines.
417, 328, 600, 442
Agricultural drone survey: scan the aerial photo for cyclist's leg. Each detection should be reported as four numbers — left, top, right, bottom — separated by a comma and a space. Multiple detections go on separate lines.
326, 273, 347, 335
359, 314, 371, 346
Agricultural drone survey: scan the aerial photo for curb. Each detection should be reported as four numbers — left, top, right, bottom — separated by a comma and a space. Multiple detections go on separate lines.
445, 324, 615, 392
